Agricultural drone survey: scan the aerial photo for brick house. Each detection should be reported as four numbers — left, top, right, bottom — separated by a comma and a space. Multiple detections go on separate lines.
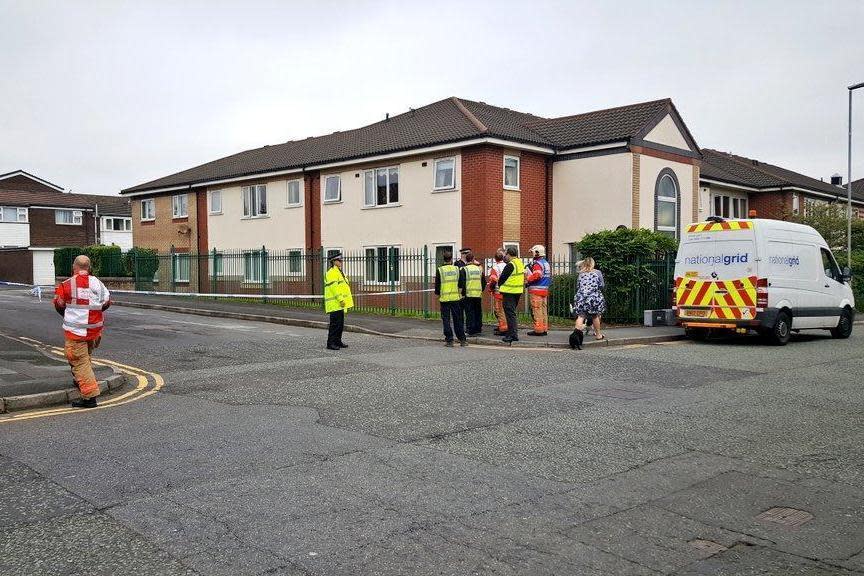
698, 150, 864, 220
0, 170, 131, 284
122, 96, 701, 263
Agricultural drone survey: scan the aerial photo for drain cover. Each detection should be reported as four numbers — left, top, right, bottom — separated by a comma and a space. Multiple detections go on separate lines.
689, 539, 728, 555
755, 507, 813, 528
586, 388, 653, 400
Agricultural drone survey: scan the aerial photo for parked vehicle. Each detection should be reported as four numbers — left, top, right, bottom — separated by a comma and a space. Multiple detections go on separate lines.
673, 217, 855, 345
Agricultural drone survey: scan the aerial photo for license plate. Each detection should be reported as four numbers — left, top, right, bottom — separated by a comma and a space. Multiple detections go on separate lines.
683, 309, 708, 318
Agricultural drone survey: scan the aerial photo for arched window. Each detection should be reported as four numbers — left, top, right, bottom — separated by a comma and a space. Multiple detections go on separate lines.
654, 169, 680, 238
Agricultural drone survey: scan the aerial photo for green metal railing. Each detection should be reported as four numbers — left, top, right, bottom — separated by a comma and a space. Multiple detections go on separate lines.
119, 247, 676, 325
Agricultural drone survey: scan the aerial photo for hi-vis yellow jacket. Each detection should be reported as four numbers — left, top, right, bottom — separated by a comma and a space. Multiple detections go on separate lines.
324, 266, 354, 313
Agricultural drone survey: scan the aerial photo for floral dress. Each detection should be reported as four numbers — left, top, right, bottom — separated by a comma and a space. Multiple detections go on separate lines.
573, 270, 607, 317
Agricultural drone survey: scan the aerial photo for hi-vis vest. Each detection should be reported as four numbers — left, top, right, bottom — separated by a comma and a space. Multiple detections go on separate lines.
499, 258, 526, 294
324, 266, 354, 313
438, 264, 461, 302
527, 258, 552, 295
58, 272, 110, 341
464, 264, 482, 298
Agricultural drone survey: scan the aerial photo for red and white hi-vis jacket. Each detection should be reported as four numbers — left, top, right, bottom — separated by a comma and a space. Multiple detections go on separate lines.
54, 271, 111, 341
487, 261, 507, 300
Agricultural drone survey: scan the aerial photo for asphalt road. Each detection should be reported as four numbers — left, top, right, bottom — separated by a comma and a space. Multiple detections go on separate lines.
1, 286, 862, 575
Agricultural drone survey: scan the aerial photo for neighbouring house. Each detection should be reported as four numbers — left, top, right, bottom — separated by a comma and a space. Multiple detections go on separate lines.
0, 170, 131, 284
698, 150, 864, 220
122, 96, 701, 263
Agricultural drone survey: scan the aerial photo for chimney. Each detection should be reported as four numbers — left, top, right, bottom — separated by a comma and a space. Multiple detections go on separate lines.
831, 173, 843, 186
385, 113, 389, 121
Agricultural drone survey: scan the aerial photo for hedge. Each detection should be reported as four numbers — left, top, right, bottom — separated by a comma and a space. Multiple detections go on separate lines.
53, 246, 158, 279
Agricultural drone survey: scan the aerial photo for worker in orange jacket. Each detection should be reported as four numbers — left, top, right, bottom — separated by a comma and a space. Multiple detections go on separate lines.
525, 244, 552, 336
486, 249, 508, 335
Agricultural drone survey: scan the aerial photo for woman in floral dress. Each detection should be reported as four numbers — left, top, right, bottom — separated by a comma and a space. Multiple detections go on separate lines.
570, 257, 606, 349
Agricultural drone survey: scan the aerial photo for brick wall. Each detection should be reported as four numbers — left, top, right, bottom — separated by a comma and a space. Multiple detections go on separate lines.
461, 145, 504, 255
518, 151, 548, 252
749, 191, 792, 219
29, 208, 95, 247
0, 175, 61, 194
305, 172, 321, 250
0, 249, 33, 284
131, 193, 199, 253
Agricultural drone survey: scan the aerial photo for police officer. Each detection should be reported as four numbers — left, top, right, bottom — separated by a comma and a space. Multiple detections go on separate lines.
460, 249, 485, 336
435, 250, 467, 347
323, 253, 353, 350
496, 246, 525, 343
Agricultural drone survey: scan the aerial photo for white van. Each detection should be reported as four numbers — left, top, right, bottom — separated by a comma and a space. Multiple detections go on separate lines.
673, 217, 855, 345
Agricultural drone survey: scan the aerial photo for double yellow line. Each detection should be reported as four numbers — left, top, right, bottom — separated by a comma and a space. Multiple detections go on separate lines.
0, 335, 164, 424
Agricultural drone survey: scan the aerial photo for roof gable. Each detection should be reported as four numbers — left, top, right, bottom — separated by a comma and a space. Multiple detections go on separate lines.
0, 170, 64, 193
641, 114, 692, 151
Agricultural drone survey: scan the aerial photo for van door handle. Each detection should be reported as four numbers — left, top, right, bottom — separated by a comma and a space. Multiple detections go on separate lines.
824, 284, 830, 288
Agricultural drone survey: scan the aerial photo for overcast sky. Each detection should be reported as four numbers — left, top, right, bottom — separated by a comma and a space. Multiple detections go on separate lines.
1, 0, 862, 196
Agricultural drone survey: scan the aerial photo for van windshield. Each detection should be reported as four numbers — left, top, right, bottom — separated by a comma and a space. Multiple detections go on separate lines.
677, 239, 756, 280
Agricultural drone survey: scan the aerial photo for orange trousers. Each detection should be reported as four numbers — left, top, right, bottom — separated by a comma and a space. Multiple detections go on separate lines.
64, 337, 101, 400
493, 296, 507, 331
529, 293, 548, 332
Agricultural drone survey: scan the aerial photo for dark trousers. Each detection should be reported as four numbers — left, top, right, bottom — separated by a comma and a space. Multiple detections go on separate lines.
440, 300, 466, 342
464, 297, 483, 334
327, 310, 345, 346
502, 293, 521, 339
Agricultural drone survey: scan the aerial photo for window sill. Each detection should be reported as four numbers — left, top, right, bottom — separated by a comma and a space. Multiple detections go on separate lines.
285, 204, 303, 209
208, 211, 223, 216
56, 222, 83, 226
503, 186, 521, 192
432, 187, 459, 194
140, 220, 156, 225
323, 199, 343, 205
241, 215, 270, 220
172, 217, 189, 222
362, 203, 401, 210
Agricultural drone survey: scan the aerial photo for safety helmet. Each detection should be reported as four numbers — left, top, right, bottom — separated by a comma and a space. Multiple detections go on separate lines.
530, 244, 546, 257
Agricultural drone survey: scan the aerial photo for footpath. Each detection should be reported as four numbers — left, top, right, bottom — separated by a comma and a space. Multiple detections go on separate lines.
0, 335, 125, 414
111, 293, 685, 349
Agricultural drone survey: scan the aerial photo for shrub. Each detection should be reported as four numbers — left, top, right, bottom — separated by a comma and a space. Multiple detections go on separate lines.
87, 245, 123, 277
53, 247, 79, 277
548, 273, 576, 318
123, 247, 159, 279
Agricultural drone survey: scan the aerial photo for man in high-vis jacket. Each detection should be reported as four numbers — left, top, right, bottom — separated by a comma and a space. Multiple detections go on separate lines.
496, 246, 525, 343
525, 244, 552, 336
324, 253, 354, 351
435, 250, 467, 347
53, 255, 111, 409
460, 249, 485, 336
486, 249, 508, 335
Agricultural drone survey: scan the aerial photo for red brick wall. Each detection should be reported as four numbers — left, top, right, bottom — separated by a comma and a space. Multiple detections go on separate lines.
305, 172, 321, 250
749, 191, 792, 219
461, 145, 504, 255
519, 152, 549, 252
0, 175, 62, 194
29, 207, 95, 247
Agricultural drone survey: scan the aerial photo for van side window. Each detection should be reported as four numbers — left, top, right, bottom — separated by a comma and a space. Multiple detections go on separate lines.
820, 248, 841, 281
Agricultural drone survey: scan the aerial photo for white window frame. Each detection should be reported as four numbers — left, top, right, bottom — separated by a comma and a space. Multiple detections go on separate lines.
323, 175, 342, 203
102, 217, 131, 232
172, 253, 190, 283
209, 190, 223, 215
242, 184, 268, 218
140, 198, 155, 221
55, 209, 83, 226
792, 193, 800, 215
172, 194, 188, 218
363, 245, 401, 285
16, 207, 28, 223
503, 241, 520, 257
286, 180, 303, 208
243, 250, 266, 283
286, 248, 304, 276
433, 157, 456, 191
363, 166, 400, 208
0, 206, 28, 223
711, 193, 748, 219
655, 174, 678, 236
432, 242, 457, 270
503, 155, 520, 190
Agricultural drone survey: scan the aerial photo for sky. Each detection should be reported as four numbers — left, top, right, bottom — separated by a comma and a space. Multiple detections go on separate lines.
1, 0, 863, 196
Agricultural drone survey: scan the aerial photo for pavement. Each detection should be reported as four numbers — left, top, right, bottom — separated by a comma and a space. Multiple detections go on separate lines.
1, 285, 863, 575
110, 292, 685, 348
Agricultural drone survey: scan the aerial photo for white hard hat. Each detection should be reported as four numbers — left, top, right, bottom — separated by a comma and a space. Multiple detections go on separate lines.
530, 244, 546, 257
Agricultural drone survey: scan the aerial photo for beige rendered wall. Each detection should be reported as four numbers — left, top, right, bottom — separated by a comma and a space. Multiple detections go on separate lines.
207, 178, 306, 251
550, 153, 632, 258
319, 153, 462, 252
638, 154, 696, 232
643, 114, 690, 150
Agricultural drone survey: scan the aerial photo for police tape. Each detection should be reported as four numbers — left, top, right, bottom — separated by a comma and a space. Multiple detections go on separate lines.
107, 288, 435, 299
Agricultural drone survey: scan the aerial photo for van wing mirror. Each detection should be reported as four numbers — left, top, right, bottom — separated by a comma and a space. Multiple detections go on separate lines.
841, 266, 853, 283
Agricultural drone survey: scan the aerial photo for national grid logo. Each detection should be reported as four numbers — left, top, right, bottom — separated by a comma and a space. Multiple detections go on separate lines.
684, 253, 750, 266
768, 255, 801, 267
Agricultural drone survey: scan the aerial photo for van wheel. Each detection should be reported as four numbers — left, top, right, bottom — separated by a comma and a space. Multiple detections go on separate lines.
830, 308, 854, 339
685, 328, 708, 341
766, 311, 792, 346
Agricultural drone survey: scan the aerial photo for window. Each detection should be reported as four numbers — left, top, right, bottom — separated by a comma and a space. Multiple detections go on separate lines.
103, 217, 131, 231
287, 249, 303, 275
56, 209, 83, 225
209, 190, 222, 214
0, 207, 27, 222
286, 180, 302, 207
172, 194, 188, 218
209, 253, 223, 276
364, 246, 400, 283
325, 248, 342, 261
244, 251, 266, 283
172, 254, 190, 283
364, 167, 399, 207
654, 170, 679, 237
140, 198, 155, 221
820, 248, 841, 282
503, 155, 520, 189
433, 158, 456, 190
503, 242, 520, 257
242, 185, 267, 217
434, 244, 456, 266
324, 175, 341, 203
712, 195, 748, 219
792, 193, 800, 215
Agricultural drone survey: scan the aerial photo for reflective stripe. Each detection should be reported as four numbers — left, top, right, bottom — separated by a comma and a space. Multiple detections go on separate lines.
464, 264, 482, 298
64, 321, 104, 329
65, 303, 105, 310
438, 265, 461, 302
500, 259, 525, 294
